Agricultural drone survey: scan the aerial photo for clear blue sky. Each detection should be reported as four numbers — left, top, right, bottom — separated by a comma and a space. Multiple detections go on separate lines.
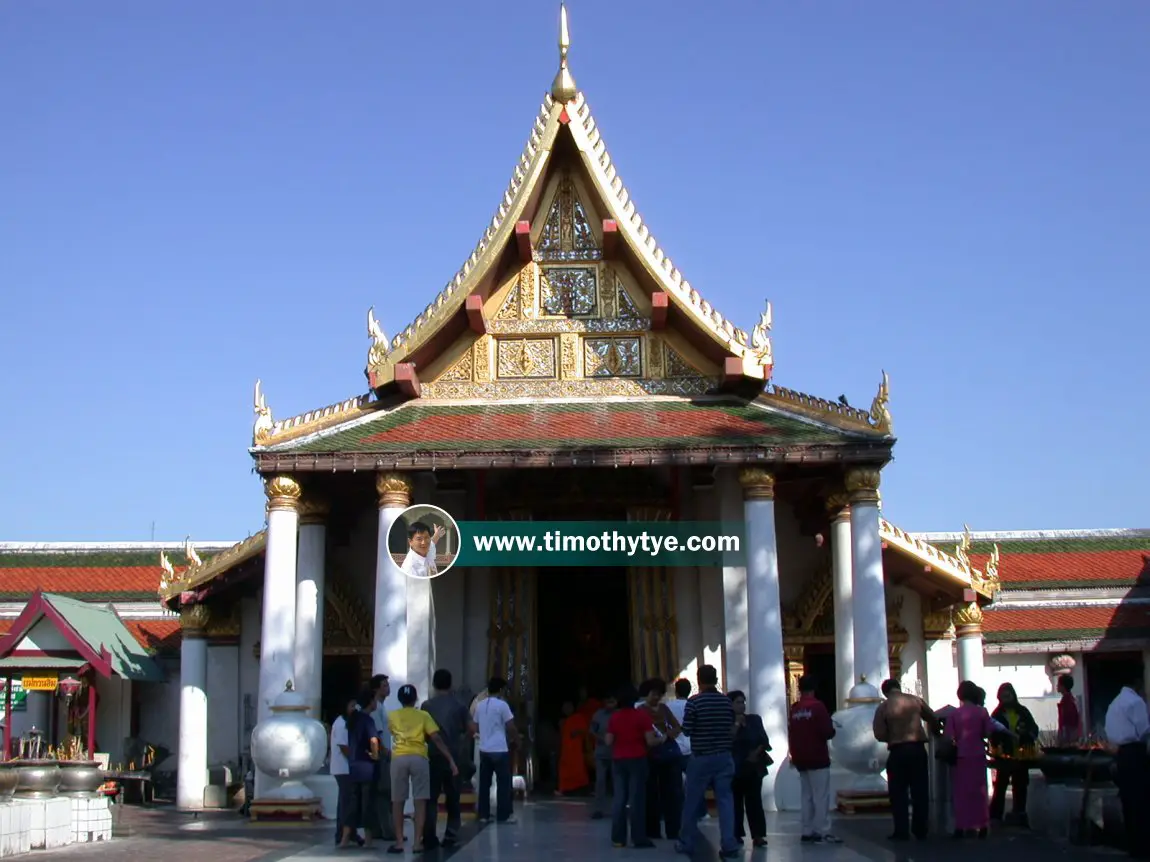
2, 2, 1147, 542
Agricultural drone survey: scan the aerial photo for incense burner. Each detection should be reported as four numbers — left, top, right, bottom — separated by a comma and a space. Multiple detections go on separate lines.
0, 760, 62, 799
57, 760, 105, 796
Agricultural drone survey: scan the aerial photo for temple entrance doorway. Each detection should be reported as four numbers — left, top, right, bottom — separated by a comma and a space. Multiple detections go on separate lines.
803, 646, 837, 714
320, 655, 364, 726
534, 567, 631, 790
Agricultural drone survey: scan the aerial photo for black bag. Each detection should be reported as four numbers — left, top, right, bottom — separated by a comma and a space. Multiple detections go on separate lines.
934, 736, 958, 766
651, 738, 682, 763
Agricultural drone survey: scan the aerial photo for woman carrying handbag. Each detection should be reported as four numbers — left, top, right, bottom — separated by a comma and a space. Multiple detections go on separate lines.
638, 678, 685, 842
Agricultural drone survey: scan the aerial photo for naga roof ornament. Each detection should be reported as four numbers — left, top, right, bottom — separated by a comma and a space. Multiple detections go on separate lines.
869, 371, 892, 435
750, 301, 773, 367
253, 379, 273, 444
367, 306, 389, 369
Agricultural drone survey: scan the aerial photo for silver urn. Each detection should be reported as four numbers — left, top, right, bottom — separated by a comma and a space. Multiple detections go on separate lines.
57, 760, 105, 796
8, 760, 62, 799
250, 681, 327, 800
829, 678, 889, 793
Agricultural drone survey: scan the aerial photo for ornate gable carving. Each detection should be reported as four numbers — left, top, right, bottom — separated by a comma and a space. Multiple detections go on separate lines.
536, 175, 601, 261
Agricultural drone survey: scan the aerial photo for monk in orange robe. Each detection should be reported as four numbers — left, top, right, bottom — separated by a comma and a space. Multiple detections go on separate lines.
556, 701, 591, 795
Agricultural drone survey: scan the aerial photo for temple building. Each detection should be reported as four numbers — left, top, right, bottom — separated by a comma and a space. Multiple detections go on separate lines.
3, 10, 1148, 816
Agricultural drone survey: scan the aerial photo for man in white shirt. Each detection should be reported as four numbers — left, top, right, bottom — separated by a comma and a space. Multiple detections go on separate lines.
1104, 674, 1150, 859
329, 697, 358, 846
400, 522, 444, 579
473, 677, 518, 824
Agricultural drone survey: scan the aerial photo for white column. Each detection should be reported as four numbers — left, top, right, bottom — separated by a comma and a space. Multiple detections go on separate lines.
374, 473, 412, 704
827, 494, 854, 709
176, 604, 210, 811
922, 610, 956, 707
955, 602, 985, 688
255, 475, 301, 798
407, 577, 433, 700
718, 470, 749, 694
846, 468, 889, 687
739, 468, 788, 813
898, 589, 925, 696
294, 499, 329, 719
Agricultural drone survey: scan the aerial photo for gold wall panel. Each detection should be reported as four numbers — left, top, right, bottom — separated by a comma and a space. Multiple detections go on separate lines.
496, 338, 556, 379
585, 337, 642, 378
539, 266, 598, 317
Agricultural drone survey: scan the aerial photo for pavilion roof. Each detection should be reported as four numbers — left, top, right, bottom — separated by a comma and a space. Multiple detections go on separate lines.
0, 591, 165, 682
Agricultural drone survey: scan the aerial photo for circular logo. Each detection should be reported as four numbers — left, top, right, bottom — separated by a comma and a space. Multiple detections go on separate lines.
387, 504, 460, 580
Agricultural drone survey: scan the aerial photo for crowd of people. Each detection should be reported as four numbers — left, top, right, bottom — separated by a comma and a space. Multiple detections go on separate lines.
324, 662, 1150, 859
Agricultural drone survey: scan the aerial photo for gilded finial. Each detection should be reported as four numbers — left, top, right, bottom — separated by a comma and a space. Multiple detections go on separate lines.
955, 524, 973, 569
253, 379, 273, 444
550, 4, 578, 103
869, 370, 892, 435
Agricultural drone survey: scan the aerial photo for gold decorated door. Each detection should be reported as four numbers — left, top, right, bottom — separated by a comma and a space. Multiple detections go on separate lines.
626, 507, 680, 684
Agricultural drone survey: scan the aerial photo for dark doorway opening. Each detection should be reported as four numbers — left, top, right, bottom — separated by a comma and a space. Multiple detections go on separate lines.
1084, 651, 1145, 734
534, 567, 632, 793
321, 656, 365, 726
804, 647, 837, 714
536, 567, 632, 724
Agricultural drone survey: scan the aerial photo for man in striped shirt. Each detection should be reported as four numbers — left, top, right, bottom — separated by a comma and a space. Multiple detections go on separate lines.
676, 665, 740, 859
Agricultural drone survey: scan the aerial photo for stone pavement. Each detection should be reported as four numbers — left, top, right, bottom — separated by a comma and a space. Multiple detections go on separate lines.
279, 798, 1118, 861
22, 799, 1120, 862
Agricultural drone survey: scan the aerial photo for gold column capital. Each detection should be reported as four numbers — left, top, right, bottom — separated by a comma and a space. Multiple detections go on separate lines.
922, 608, 955, 640
954, 601, 984, 636
844, 468, 881, 505
180, 603, 211, 637
738, 467, 776, 501
825, 490, 851, 519
299, 497, 331, 525
264, 475, 302, 512
376, 472, 413, 509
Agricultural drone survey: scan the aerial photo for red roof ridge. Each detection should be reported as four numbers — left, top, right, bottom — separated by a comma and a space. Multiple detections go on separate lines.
917, 528, 1150, 542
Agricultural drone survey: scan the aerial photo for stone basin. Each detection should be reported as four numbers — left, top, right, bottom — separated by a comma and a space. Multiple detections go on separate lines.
57, 760, 105, 796
0, 759, 62, 798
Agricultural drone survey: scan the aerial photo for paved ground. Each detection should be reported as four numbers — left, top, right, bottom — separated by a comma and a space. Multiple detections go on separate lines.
27, 799, 1123, 862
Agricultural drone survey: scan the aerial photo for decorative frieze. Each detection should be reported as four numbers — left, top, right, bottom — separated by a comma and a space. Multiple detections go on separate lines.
473, 336, 493, 382
665, 346, 697, 379
560, 333, 579, 379
487, 317, 650, 335
422, 376, 716, 400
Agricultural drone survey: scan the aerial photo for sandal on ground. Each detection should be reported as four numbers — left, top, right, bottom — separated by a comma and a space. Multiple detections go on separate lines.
386, 845, 405, 855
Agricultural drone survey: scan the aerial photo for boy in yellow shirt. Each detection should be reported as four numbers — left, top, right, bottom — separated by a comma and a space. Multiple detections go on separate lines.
385, 684, 459, 854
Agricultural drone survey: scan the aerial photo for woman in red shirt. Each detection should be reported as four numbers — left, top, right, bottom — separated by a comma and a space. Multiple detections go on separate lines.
606, 684, 661, 849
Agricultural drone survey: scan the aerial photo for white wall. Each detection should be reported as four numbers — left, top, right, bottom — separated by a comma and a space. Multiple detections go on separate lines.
93, 675, 131, 764
923, 638, 957, 708
207, 645, 240, 767
238, 597, 261, 757
137, 659, 180, 756
896, 587, 925, 697
983, 653, 1053, 701
673, 567, 703, 684
18, 619, 73, 652
691, 482, 725, 687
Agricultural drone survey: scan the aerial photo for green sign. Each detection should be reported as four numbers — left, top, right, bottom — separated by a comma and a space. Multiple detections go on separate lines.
453, 521, 747, 568
0, 679, 27, 712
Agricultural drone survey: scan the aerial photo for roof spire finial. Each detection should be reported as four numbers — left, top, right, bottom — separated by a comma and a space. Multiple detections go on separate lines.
550, 3, 578, 103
